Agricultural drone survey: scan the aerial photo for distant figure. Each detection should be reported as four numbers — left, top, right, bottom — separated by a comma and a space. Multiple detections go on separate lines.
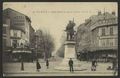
68, 58, 74, 72
112, 58, 117, 70
91, 59, 97, 71
113, 58, 118, 76
36, 60, 41, 72
46, 59, 49, 69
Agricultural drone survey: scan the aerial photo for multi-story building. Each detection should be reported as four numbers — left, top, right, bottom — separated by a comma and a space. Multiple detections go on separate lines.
3, 8, 35, 62
3, 8, 31, 48
90, 12, 118, 62
76, 11, 118, 62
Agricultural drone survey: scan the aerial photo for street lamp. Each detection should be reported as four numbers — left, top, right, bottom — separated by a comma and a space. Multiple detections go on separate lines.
42, 34, 46, 61
20, 43, 24, 71
35, 34, 39, 61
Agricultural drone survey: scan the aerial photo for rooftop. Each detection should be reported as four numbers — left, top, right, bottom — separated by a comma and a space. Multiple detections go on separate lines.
78, 11, 117, 31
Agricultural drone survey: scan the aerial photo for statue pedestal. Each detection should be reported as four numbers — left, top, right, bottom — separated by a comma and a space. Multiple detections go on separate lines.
55, 41, 87, 70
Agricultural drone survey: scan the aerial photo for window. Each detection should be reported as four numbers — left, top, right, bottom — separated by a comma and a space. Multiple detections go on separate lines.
17, 43, 19, 47
12, 40, 17, 48
102, 42, 105, 46
103, 20, 105, 23
101, 28, 105, 36
13, 16, 25, 26
3, 39, 6, 47
110, 27, 113, 35
13, 31, 17, 37
101, 40, 105, 47
106, 39, 109, 46
3, 27, 6, 34
110, 42, 113, 46
115, 39, 118, 46
21, 32, 22, 37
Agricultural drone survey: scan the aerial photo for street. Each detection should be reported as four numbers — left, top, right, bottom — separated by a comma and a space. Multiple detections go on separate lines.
3, 58, 117, 76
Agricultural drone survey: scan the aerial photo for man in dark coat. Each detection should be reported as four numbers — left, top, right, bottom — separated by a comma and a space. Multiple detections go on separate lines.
91, 59, 97, 71
46, 59, 49, 69
68, 58, 74, 72
36, 60, 41, 72
113, 58, 118, 76
112, 58, 117, 70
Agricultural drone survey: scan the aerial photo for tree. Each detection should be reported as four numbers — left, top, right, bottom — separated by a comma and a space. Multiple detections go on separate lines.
76, 23, 91, 52
56, 44, 65, 57
75, 23, 91, 61
56, 32, 66, 57
35, 29, 55, 60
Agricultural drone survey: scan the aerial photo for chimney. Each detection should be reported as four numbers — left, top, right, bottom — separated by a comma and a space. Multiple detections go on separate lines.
112, 11, 115, 15
98, 11, 102, 15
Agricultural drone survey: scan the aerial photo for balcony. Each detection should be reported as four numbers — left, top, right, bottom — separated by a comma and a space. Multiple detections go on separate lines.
99, 35, 117, 39
10, 36, 21, 39
90, 19, 117, 31
12, 48, 32, 53
90, 46, 117, 51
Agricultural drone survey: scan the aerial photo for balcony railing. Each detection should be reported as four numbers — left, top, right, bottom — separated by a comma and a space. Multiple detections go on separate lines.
90, 46, 117, 51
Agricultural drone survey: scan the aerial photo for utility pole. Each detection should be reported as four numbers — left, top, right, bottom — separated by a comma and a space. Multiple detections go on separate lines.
21, 43, 24, 71
35, 34, 39, 61
43, 35, 46, 61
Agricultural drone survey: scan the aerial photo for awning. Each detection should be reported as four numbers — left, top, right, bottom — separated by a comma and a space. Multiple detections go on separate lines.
13, 50, 32, 53
4, 50, 11, 52
108, 55, 116, 58
90, 46, 117, 52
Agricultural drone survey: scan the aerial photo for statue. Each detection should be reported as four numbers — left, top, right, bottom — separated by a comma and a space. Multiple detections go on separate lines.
65, 20, 76, 40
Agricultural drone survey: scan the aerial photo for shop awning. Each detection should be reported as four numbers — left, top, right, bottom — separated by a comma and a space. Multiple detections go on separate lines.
13, 50, 32, 53
107, 55, 116, 58
90, 46, 117, 52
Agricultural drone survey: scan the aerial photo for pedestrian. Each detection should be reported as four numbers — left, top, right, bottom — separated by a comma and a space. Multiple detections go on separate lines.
113, 58, 118, 76
68, 58, 74, 72
91, 59, 97, 71
46, 59, 49, 69
112, 58, 117, 70
36, 60, 41, 72
113, 65, 118, 76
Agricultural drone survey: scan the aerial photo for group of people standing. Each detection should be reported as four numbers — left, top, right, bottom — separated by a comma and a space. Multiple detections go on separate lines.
36, 58, 98, 72
91, 59, 97, 71
36, 59, 49, 72
36, 58, 117, 74
68, 58, 98, 72
36, 58, 75, 72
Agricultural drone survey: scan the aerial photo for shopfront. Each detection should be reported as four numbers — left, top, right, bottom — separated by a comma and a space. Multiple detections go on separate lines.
12, 48, 33, 62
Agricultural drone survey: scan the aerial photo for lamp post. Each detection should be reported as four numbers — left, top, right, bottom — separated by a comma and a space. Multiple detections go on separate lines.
35, 34, 39, 61
42, 34, 46, 61
21, 43, 24, 71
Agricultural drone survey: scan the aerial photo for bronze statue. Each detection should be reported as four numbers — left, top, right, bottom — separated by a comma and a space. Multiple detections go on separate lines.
65, 20, 76, 40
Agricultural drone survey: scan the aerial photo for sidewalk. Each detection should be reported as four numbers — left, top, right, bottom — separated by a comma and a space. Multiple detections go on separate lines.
3, 71, 116, 76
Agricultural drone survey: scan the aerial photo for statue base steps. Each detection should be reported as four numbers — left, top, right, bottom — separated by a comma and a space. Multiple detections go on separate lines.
55, 41, 88, 71
55, 58, 87, 71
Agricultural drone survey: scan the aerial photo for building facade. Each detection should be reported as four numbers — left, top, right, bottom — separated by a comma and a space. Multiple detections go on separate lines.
76, 11, 118, 62
3, 8, 31, 48
29, 25, 35, 49
90, 12, 118, 62
3, 8, 35, 62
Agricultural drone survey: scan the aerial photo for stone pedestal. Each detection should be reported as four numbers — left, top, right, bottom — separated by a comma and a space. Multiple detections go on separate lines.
55, 41, 86, 70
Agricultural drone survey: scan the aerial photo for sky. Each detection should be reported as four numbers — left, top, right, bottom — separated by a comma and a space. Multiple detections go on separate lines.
3, 2, 118, 55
